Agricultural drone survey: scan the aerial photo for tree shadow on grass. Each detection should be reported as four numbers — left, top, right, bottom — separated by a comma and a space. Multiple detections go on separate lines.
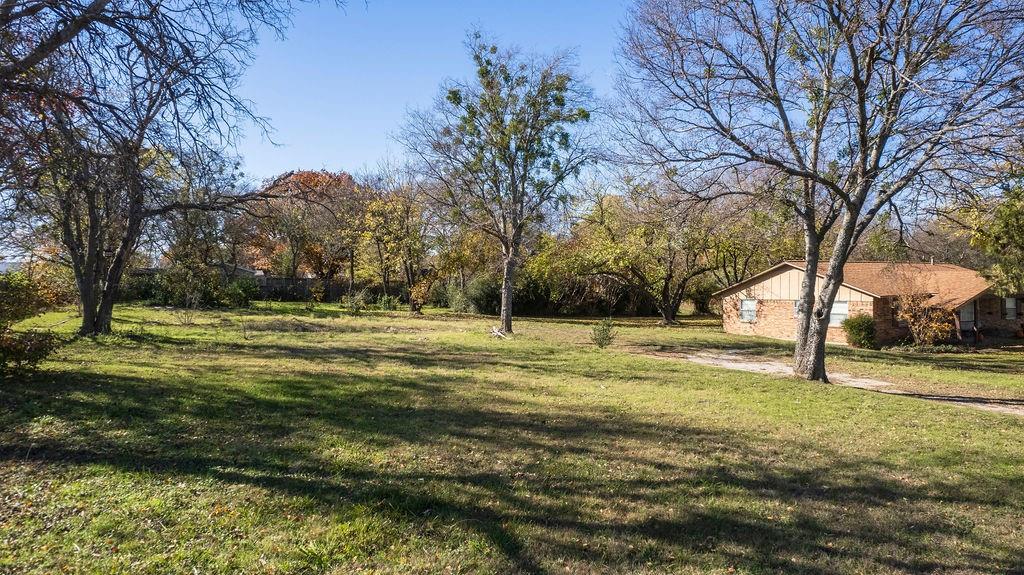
2, 348, 1024, 574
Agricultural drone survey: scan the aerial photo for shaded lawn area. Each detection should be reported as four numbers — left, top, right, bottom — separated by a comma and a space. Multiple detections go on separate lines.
627, 316, 1024, 401
2, 305, 1024, 574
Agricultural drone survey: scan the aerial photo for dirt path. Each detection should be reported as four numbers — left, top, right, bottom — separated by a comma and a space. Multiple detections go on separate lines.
645, 349, 1024, 417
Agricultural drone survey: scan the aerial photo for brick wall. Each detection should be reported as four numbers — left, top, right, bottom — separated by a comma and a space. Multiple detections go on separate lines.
975, 295, 1024, 336
872, 296, 911, 345
722, 295, 873, 344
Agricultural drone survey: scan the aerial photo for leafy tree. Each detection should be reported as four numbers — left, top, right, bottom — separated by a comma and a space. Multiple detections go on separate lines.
707, 198, 804, 289
403, 33, 594, 334
853, 212, 910, 262
968, 187, 1024, 294
360, 168, 428, 299
569, 180, 716, 324
292, 171, 362, 297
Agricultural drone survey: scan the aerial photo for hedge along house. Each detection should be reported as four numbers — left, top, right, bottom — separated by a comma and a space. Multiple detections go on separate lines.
715, 261, 1024, 345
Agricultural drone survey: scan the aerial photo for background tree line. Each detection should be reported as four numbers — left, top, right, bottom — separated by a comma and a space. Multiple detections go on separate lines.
3, 0, 1024, 385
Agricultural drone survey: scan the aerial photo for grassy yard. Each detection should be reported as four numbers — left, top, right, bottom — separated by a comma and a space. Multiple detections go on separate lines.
629, 316, 1024, 402
2, 305, 1023, 574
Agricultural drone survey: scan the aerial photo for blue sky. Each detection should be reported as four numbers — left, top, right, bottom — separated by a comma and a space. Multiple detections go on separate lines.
236, 0, 629, 180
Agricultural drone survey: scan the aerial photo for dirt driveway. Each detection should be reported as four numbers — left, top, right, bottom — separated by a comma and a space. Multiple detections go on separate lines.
646, 349, 1024, 417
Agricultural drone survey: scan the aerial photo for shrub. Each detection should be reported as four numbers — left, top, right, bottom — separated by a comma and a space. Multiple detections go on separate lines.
446, 283, 475, 314
894, 293, 956, 346
842, 313, 877, 349
0, 272, 61, 376
304, 282, 325, 312
0, 331, 60, 374
222, 278, 261, 308
426, 281, 450, 307
377, 294, 400, 311
23, 261, 77, 306
591, 318, 617, 349
348, 289, 368, 315
0, 272, 51, 329
119, 272, 161, 302
156, 263, 222, 307
465, 274, 502, 316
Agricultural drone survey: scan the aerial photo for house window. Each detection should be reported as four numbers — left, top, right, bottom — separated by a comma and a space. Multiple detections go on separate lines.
958, 302, 975, 330
793, 300, 800, 318
829, 301, 848, 326
739, 299, 757, 323
1005, 297, 1017, 320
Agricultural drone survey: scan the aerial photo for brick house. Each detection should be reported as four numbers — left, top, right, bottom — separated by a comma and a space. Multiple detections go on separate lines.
715, 261, 1024, 345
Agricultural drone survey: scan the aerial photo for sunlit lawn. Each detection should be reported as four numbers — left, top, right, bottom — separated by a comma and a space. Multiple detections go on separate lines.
2, 304, 1023, 574
625, 315, 1024, 401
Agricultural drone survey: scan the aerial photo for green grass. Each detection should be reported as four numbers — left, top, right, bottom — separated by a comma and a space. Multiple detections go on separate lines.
2, 305, 1023, 574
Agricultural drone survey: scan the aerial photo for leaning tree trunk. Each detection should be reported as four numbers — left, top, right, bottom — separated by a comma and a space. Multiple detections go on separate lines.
499, 251, 517, 334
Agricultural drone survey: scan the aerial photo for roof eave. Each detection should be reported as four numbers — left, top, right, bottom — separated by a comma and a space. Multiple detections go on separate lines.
711, 262, 798, 299
715, 260, 883, 300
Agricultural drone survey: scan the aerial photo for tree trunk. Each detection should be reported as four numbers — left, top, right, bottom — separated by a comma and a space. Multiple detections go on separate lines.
499, 251, 517, 334
348, 249, 355, 295
78, 291, 99, 336
659, 306, 676, 325
795, 312, 830, 381
793, 232, 820, 359
95, 288, 117, 334
794, 210, 858, 382
376, 242, 389, 297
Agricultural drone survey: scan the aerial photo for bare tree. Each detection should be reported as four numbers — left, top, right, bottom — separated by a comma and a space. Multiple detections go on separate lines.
620, 0, 1024, 380
15, 95, 278, 335
0, 0, 329, 334
402, 33, 594, 334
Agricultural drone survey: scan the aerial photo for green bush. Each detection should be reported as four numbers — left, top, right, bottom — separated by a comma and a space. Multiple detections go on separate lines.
591, 318, 617, 349
0, 272, 50, 329
0, 331, 60, 375
222, 278, 261, 308
0, 272, 61, 376
465, 274, 502, 316
377, 294, 400, 311
446, 283, 475, 314
119, 272, 161, 302
156, 264, 222, 307
842, 313, 877, 349
348, 289, 368, 315
426, 281, 450, 308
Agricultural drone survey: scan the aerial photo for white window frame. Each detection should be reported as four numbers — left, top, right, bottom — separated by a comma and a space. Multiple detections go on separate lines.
739, 298, 757, 323
959, 302, 976, 330
1005, 297, 1017, 320
829, 301, 849, 326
